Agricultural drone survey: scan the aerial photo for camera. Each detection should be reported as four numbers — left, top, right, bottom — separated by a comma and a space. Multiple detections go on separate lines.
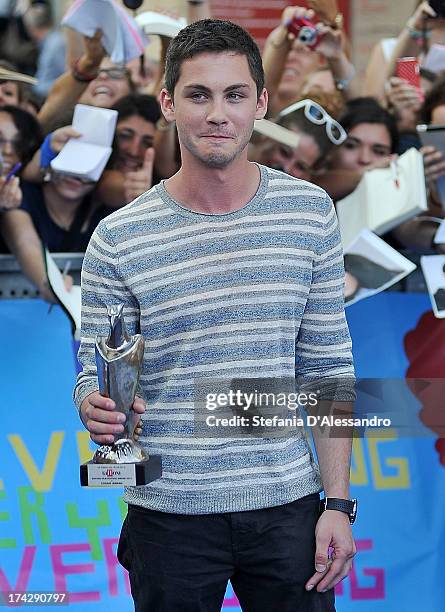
286, 16, 322, 50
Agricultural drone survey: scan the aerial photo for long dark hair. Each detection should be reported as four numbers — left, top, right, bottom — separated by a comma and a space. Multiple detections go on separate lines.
0, 104, 43, 166
338, 97, 399, 153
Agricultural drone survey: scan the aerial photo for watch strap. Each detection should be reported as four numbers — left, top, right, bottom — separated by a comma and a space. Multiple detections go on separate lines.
320, 497, 357, 524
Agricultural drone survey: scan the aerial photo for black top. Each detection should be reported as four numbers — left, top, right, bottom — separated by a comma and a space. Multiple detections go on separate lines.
19, 180, 113, 252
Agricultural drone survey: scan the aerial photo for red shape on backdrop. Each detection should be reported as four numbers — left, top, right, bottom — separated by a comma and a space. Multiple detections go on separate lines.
404, 310, 445, 467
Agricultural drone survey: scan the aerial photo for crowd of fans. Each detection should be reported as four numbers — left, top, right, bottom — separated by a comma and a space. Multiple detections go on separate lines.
0, 0, 445, 302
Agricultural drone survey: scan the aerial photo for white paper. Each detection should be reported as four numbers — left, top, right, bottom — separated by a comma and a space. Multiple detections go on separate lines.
136, 11, 186, 38
422, 44, 445, 74
45, 250, 81, 338
253, 119, 301, 149
72, 104, 117, 147
51, 104, 117, 181
51, 141, 111, 182
62, 0, 147, 64
434, 218, 445, 244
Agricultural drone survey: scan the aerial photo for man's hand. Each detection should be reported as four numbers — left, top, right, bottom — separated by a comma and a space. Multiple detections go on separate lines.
123, 147, 155, 203
305, 510, 356, 593
80, 391, 146, 445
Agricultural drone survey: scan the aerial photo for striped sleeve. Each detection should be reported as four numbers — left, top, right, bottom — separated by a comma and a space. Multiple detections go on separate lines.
73, 219, 140, 412
295, 194, 355, 399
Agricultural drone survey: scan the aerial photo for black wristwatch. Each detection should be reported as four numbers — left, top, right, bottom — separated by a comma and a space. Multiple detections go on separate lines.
320, 497, 357, 525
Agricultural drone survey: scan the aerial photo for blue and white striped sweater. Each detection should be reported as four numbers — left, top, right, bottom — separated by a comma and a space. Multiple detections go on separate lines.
74, 164, 354, 514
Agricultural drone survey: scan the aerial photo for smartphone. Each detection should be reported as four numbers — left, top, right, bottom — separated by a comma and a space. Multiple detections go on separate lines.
429, 0, 445, 19
417, 123, 445, 209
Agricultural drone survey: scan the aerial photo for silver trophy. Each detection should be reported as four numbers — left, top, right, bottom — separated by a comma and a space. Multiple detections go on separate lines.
80, 304, 161, 487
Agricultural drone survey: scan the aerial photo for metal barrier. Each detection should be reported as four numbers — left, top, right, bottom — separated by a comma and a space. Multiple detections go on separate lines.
0, 253, 84, 300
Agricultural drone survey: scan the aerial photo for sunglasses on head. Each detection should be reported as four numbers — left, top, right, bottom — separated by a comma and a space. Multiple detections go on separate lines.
278, 99, 347, 145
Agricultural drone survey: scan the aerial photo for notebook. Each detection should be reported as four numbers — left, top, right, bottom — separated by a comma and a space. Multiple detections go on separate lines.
51, 104, 118, 182
344, 229, 416, 307
44, 249, 81, 339
62, 0, 147, 64
336, 147, 428, 249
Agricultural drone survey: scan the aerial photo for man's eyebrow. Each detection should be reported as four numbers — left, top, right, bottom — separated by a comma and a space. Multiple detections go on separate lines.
183, 83, 251, 92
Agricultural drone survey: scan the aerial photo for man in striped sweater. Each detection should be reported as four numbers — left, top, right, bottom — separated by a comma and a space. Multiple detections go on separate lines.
74, 18, 356, 612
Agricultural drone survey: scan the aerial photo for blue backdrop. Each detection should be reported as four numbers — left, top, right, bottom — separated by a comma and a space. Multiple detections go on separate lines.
1, 293, 444, 611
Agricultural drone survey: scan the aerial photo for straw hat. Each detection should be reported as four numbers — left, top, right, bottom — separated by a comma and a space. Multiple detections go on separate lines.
0, 66, 37, 85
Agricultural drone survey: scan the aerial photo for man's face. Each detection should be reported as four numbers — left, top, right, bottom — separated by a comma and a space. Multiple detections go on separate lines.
161, 51, 267, 169
115, 115, 155, 172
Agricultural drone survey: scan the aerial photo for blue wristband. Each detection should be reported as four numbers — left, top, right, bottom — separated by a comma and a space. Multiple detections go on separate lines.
40, 134, 57, 169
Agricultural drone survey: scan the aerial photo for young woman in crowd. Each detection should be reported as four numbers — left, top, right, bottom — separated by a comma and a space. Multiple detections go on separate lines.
263, 4, 357, 117
78, 57, 135, 109
391, 75, 445, 253
0, 104, 41, 242
315, 97, 398, 200
36, 29, 135, 134
0, 123, 113, 301
252, 95, 346, 182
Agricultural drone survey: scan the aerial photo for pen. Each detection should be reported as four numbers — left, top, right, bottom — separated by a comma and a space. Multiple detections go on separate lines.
62, 260, 72, 279
390, 159, 400, 189
5, 162, 22, 182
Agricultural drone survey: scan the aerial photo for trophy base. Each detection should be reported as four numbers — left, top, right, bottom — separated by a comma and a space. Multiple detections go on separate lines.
80, 455, 162, 487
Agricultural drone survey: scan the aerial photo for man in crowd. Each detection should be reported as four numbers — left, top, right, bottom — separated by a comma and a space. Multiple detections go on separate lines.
74, 18, 356, 612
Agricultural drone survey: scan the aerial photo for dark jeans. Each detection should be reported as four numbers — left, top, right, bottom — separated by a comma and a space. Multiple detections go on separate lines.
117, 492, 335, 612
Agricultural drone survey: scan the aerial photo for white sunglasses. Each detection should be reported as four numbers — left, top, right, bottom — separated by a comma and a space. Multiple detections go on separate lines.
278, 99, 347, 145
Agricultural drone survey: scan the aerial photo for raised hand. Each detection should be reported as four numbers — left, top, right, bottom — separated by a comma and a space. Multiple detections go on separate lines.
123, 147, 155, 203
